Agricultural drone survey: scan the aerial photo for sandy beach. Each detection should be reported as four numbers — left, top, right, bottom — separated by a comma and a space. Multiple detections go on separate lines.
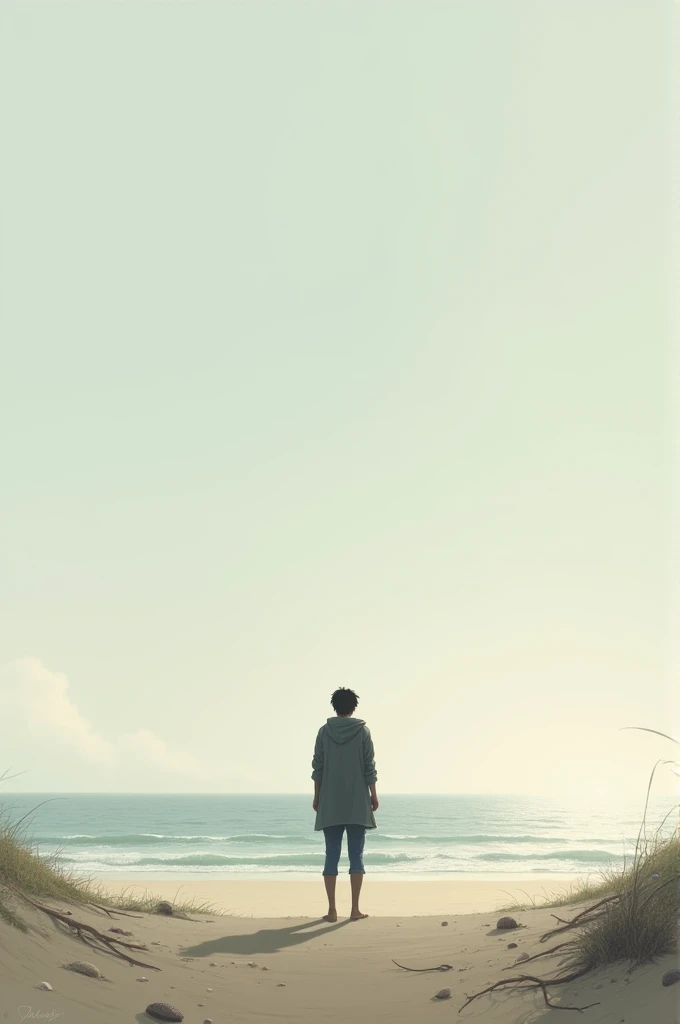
0, 880, 674, 1024
95, 876, 578, 918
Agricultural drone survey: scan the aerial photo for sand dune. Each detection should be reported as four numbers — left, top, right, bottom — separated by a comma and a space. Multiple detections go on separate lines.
0, 882, 674, 1023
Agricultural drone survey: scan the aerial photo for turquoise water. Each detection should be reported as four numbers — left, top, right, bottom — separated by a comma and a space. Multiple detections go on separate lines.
3, 793, 673, 881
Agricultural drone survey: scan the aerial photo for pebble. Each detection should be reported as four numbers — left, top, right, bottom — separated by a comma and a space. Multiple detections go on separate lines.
145, 1004, 184, 1022
204, 1019, 213, 1024
497, 916, 519, 930
137, 977, 149, 982
156, 901, 174, 916
206, 987, 212, 992
209, 962, 218, 966
261, 966, 269, 970
64, 961, 103, 979
662, 969, 680, 987
507, 943, 518, 949
247, 961, 258, 968
515, 953, 530, 963
277, 983, 286, 987
434, 988, 451, 999
441, 921, 448, 926
151, 941, 162, 945
37, 982, 52, 991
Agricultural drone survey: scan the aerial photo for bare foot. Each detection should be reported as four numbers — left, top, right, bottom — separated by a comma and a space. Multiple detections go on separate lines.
323, 910, 338, 922
350, 911, 368, 920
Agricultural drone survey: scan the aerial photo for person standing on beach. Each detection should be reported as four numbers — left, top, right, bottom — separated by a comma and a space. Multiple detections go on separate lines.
311, 687, 378, 921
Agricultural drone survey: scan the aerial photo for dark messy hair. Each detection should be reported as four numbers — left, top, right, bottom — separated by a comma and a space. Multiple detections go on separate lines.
330, 687, 359, 715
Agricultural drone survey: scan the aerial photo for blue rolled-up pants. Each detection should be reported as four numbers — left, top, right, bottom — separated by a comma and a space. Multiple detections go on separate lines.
322, 824, 366, 875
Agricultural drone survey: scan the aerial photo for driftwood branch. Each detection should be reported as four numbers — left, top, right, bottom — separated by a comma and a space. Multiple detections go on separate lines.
539, 894, 620, 943
3, 885, 160, 970
501, 941, 576, 971
540, 876, 677, 945
541, 911, 606, 943
459, 969, 599, 1014
69, 897, 144, 919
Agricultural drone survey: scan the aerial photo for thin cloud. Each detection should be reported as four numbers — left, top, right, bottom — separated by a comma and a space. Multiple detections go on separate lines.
0, 657, 211, 782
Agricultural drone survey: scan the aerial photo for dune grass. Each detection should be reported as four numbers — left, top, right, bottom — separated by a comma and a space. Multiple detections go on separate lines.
0, 788, 223, 929
501, 771, 678, 973
565, 833, 678, 973
467, 753, 679, 1012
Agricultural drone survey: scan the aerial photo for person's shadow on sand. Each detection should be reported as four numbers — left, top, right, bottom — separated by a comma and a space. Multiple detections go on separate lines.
181, 918, 351, 957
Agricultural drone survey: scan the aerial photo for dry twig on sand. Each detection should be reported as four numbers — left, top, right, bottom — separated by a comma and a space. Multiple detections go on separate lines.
391, 960, 453, 973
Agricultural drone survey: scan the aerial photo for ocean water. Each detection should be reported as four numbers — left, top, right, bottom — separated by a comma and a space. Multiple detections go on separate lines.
2, 793, 674, 882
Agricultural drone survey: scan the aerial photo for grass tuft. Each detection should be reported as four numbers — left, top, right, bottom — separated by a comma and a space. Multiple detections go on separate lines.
564, 830, 678, 972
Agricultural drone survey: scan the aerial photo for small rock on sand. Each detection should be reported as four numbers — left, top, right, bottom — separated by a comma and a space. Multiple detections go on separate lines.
145, 1003, 184, 1022
497, 917, 519, 930
261, 966, 269, 970
662, 970, 680, 987
515, 953, 530, 963
64, 961, 103, 979
157, 901, 174, 916
434, 988, 451, 999
206, 987, 212, 992
204, 1019, 213, 1024
209, 962, 218, 966
137, 977, 149, 982
441, 921, 448, 926
507, 943, 518, 949
37, 982, 52, 991
247, 961, 257, 967
277, 983, 286, 987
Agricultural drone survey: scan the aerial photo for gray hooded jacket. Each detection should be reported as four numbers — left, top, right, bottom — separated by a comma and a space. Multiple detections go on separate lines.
311, 717, 377, 831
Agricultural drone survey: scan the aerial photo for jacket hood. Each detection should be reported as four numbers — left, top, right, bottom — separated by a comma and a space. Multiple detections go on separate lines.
323, 716, 366, 744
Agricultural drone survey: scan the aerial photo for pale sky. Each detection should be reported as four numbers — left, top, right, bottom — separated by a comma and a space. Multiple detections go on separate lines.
0, 2, 675, 801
